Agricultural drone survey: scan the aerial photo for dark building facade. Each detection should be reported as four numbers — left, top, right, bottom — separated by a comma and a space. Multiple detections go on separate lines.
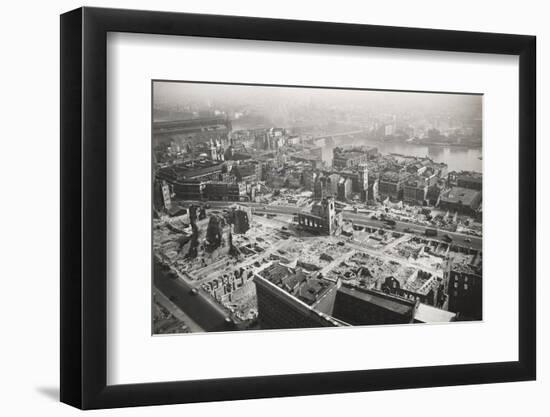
253, 264, 342, 330
172, 181, 204, 200
456, 172, 482, 190
378, 171, 411, 201
152, 117, 232, 143
402, 177, 428, 205
332, 285, 417, 325
203, 182, 245, 201
337, 178, 353, 201
446, 262, 482, 320
157, 161, 225, 183
254, 265, 454, 330
231, 205, 252, 234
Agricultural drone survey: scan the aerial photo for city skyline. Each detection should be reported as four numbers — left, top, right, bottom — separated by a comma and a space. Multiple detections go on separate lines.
153, 81, 482, 141
153, 81, 482, 115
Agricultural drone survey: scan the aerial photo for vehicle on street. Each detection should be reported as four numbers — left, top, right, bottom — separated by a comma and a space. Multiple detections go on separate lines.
443, 234, 453, 242
425, 228, 438, 237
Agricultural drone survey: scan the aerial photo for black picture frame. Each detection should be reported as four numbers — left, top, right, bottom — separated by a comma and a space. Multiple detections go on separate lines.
60, 6, 536, 410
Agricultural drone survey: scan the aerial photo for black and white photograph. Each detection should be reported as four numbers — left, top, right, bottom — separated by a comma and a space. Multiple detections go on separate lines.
152, 81, 483, 334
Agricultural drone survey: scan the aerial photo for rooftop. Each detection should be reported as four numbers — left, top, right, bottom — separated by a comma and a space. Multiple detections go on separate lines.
260, 263, 334, 306
380, 170, 410, 183
440, 186, 481, 205
456, 171, 483, 182
403, 176, 427, 189
451, 261, 481, 275
159, 161, 224, 181
415, 303, 456, 323
333, 145, 376, 154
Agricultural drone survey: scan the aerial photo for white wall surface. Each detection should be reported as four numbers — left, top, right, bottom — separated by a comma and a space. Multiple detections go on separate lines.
0, 0, 546, 415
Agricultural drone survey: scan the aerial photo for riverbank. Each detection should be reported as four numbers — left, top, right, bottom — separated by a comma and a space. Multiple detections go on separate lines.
323, 137, 482, 172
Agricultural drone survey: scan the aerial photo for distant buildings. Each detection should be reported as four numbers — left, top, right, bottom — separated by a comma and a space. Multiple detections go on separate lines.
357, 164, 369, 201
456, 171, 482, 190
433, 162, 449, 179
368, 173, 379, 203
204, 182, 246, 201
232, 162, 259, 183
326, 173, 341, 196
303, 170, 317, 191
427, 182, 445, 206
157, 159, 259, 201
376, 157, 450, 204
266, 168, 287, 189
337, 177, 353, 201
332, 145, 377, 170
378, 171, 411, 201
152, 117, 232, 144
254, 127, 287, 151
157, 160, 225, 183
290, 145, 323, 168
402, 176, 429, 205
172, 181, 204, 200
313, 175, 324, 200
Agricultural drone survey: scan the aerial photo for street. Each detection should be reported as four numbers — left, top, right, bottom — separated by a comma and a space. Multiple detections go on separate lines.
153, 260, 234, 332
174, 200, 482, 250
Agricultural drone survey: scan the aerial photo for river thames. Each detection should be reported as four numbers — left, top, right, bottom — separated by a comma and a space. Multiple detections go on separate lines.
323, 138, 482, 172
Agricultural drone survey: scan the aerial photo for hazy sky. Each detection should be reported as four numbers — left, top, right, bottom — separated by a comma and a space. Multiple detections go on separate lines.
153, 81, 482, 116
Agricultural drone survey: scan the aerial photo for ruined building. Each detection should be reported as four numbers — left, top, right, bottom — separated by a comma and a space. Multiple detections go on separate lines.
297, 197, 342, 235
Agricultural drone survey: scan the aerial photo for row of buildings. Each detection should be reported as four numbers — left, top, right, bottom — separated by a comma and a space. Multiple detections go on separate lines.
154, 118, 482, 218
327, 146, 482, 216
